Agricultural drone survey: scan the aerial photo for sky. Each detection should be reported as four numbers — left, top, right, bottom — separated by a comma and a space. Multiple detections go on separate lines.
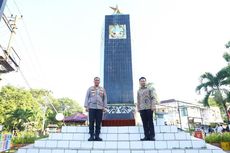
1, 0, 230, 107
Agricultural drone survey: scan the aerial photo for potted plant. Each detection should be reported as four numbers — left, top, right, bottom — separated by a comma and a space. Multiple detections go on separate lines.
220, 132, 230, 150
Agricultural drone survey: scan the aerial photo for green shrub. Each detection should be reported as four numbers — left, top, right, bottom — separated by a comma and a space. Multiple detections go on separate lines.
11, 131, 48, 144
205, 132, 230, 143
205, 133, 222, 143
222, 132, 230, 142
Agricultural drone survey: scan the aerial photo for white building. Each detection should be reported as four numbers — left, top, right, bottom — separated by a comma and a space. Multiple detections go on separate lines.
159, 99, 223, 130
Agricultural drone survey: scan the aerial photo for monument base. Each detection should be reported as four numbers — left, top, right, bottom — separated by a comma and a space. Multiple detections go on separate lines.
102, 104, 136, 126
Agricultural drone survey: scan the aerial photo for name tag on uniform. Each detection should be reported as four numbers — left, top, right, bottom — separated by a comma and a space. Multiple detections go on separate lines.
91, 90, 96, 96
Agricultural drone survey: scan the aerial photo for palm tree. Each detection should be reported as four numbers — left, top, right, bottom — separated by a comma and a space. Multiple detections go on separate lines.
223, 53, 230, 64
5, 108, 35, 131
196, 67, 230, 123
223, 41, 230, 64
225, 41, 230, 49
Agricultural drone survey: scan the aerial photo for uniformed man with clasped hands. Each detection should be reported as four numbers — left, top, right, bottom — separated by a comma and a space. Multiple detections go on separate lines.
84, 77, 107, 141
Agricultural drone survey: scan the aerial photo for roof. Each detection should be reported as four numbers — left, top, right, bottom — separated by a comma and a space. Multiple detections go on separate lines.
160, 99, 176, 104
160, 99, 205, 109
64, 113, 87, 122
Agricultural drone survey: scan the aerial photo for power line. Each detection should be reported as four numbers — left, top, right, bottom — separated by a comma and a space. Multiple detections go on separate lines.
21, 19, 43, 75
14, 0, 44, 84
5, 4, 12, 15
12, 0, 23, 16
1, 1, 44, 88
15, 29, 42, 78
18, 68, 32, 89
6, 0, 45, 86
18, 67, 65, 124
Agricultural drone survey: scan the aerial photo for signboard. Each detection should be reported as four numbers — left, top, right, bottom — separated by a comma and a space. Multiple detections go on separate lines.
194, 131, 203, 139
0, 0, 7, 21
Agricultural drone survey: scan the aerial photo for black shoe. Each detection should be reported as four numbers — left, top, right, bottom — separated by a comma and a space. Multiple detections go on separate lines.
149, 137, 155, 141
140, 137, 149, 141
94, 136, 102, 141
88, 136, 94, 141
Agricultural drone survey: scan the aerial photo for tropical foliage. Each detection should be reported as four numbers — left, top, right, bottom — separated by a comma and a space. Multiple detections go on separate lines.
205, 133, 222, 143
196, 41, 230, 123
205, 132, 230, 143
0, 85, 83, 132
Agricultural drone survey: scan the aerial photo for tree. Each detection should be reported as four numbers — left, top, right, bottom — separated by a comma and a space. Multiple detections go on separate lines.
223, 41, 230, 64
0, 85, 84, 132
225, 41, 230, 49
57, 98, 83, 116
223, 53, 230, 64
0, 85, 43, 131
45, 97, 83, 126
5, 108, 34, 131
207, 98, 222, 107
196, 68, 230, 123
29, 89, 53, 131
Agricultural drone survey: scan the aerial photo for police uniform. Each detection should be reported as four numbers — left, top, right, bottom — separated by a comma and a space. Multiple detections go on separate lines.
84, 86, 107, 139
137, 86, 156, 140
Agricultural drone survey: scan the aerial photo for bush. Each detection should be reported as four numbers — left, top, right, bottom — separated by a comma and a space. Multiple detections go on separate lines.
205, 132, 230, 143
222, 132, 230, 142
12, 136, 35, 144
12, 131, 48, 144
205, 133, 222, 143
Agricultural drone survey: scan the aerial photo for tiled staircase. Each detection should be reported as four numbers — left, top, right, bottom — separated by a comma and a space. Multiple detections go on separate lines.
17, 120, 225, 153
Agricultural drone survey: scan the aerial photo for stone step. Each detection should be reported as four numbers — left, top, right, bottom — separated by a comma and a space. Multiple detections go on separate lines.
33, 139, 207, 150
16, 125, 226, 153
48, 132, 191, 141
17, 147, 225, 153
61, 126, 178, 134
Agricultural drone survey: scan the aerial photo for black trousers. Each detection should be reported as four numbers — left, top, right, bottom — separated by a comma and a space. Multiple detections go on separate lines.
89, 109, 103, 136
140, 109, 155, 138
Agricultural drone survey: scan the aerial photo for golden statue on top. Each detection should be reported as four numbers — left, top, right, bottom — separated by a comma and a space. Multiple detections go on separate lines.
110, 5, 121, 14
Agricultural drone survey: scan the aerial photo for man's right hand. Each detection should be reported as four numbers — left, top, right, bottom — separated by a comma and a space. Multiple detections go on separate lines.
151, 106, 156, 112
85, 108, 89, 112
103, 108, 107, 112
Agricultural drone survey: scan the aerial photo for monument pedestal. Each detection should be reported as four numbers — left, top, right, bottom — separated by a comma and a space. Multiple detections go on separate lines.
102, 104, 136, 126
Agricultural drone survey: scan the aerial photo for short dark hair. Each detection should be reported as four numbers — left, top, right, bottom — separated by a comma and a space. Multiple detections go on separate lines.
94, 77, 100, 81
139, 77, 146, 81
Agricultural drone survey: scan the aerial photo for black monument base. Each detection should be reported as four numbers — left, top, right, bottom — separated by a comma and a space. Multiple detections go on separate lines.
102, 104, 136, 126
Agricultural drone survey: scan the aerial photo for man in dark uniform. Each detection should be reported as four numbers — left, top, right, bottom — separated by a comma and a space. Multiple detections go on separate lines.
84, 77, 107, 141
137, 77, 157, 141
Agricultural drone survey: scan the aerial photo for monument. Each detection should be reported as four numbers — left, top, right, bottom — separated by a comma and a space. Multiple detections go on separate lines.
0, 0, 7, 21
16, 6, 227, 153
102, 6, 135, 126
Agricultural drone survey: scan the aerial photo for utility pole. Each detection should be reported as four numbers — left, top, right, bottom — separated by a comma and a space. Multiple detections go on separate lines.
41, 104, 47, 134
4, 15, 22, 59
177, 100, 182, 129
0, 14, 22, 74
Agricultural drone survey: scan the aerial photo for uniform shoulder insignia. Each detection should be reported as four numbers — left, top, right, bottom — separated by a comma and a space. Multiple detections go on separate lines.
89, 86, 95, 90
98, 86, 103, 90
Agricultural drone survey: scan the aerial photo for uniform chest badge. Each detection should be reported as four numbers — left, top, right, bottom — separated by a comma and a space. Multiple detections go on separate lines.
99, 90, 104, 96
91, 90, 96, 96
